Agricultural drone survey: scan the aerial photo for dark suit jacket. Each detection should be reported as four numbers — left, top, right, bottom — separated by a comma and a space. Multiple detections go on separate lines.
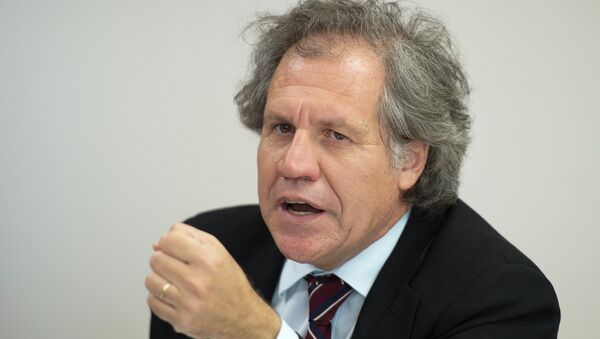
150, 200, 560, 338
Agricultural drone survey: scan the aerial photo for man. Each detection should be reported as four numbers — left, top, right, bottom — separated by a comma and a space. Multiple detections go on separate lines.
145, 1, 560, 338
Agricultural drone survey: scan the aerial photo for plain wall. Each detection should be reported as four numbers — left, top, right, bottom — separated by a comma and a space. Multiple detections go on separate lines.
1, 0, 598, 338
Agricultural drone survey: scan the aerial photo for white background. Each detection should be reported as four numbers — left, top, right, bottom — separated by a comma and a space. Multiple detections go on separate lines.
1, 0, 598, 338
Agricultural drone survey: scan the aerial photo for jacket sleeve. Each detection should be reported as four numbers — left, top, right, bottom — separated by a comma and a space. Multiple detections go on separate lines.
150, 312, 191, 339
432, 263, 560, 339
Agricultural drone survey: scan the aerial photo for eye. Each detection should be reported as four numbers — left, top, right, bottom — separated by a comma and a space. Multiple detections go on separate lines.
327, 130, 348, 141
274, 123, 294, 134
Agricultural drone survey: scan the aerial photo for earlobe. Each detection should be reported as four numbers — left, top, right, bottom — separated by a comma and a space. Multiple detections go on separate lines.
397, 142, 429, 191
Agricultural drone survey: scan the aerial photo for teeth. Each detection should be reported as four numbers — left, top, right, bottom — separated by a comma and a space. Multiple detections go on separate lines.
285, 200, 307, 204
288, 210, 312, 216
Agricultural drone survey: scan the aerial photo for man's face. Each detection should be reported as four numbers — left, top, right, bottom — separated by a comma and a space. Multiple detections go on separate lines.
257, 43, 410, 270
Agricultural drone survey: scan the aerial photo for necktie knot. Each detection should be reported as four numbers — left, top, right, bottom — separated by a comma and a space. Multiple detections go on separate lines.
304, 274, 353, 339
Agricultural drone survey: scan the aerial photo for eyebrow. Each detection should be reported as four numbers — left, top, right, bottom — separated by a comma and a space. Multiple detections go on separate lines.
320, 116, 368, 138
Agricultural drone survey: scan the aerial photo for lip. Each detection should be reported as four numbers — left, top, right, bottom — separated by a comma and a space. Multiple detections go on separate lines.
277, 203, 328, 224
275, 193, 329, 222
276, 193, 326, 211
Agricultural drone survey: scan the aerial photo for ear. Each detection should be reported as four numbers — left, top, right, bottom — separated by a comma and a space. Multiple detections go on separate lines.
397, 141, 429, 191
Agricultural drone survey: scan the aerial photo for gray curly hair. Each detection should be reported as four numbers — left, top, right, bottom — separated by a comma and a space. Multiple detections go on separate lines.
235, 0, 471, 212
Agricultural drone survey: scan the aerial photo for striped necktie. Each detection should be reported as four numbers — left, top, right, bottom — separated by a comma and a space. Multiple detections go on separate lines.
304, 274, 354, 339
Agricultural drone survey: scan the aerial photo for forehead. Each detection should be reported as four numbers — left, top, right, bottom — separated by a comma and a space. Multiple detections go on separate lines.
272, 39, 384, 96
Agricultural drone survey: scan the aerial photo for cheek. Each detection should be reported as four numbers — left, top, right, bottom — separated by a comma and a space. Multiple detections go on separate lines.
258, 138, 283, 166
257, 141, 281, 199
257, 145, 269, 186
327, 155, 398, 213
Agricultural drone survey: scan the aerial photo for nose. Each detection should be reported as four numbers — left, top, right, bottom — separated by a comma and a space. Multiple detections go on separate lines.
277, 131, 320, 182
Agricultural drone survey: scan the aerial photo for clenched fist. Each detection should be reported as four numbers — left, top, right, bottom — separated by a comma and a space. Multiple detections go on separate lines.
145, 223, 281, 339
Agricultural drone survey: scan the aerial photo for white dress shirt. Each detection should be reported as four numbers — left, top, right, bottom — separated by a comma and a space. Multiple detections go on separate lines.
272, 210, 411, 339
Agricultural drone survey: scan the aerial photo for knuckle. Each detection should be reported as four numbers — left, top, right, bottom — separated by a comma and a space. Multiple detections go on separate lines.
169, 231, 184, 243
174, 316, 191, 334
195, 282, 209, 298
172, 322, 184, 334
158, 235, 169, 250
201, 231, 217, 244
161, 231, 181, 248
158, 234, 168, 247
179, 278, 194, 293
206, 253, 227, 271
144, 274, 153, 290
182, 277, 203, 297
149, 252, 160, 270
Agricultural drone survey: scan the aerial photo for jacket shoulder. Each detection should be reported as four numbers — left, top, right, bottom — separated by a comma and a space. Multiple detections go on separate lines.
410, 200, 560, 337
432, 200, 536, 268
185, 204, 262, 230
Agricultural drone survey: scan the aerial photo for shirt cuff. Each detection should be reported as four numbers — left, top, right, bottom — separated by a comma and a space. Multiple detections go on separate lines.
276, 319, 302, 339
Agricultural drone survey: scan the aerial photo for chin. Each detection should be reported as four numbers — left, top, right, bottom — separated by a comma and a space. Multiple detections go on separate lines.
272, 232, 321, 265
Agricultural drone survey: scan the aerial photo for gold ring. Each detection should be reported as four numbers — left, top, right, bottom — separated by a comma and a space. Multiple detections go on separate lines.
159, 282, 172, 302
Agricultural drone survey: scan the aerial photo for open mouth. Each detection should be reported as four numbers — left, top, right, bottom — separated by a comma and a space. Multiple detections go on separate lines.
282, 201, 325, 216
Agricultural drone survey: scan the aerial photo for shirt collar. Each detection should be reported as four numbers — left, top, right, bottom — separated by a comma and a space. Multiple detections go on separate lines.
276, 209, 411, 298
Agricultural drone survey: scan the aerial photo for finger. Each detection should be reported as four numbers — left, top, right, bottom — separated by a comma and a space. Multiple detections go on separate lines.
167, 222, 223, 247
149, 250, 190, 288
171, 223, 221, 244
170, 222, 201, 238
145, 271, 181, 307
147, 293, 177, 325
159, 230, 208, 264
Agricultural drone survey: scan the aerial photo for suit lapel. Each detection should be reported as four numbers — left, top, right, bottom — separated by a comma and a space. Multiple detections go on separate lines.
351, 208, 446, 339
